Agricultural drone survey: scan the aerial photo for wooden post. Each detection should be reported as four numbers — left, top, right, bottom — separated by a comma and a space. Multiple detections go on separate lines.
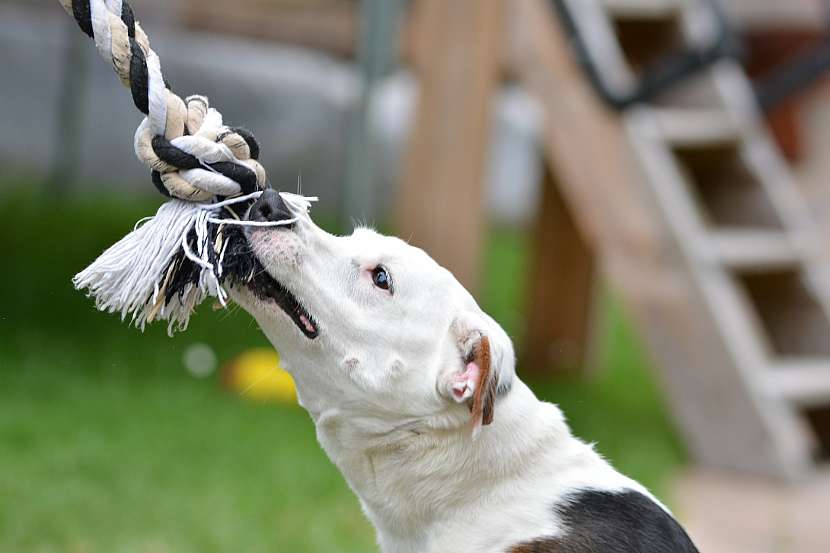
397, 0, 504, 293
522, 162, 596, 374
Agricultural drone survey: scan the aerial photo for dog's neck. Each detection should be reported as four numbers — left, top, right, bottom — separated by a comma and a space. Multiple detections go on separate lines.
291, 373, 572, 549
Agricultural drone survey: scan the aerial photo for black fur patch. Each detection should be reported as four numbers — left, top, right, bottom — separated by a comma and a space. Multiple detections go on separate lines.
154, 201, 259, 307
216, 223, 260, 284
510, 490, 699, 553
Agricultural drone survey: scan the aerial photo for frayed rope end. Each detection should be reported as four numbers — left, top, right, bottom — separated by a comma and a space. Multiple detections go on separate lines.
73, 191, 312, 335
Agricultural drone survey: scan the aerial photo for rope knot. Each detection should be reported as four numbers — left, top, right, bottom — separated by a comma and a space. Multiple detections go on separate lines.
61, 0, 268, 202
135, 95, 267, 201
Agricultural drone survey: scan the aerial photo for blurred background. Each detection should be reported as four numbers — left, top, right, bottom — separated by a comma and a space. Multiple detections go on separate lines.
2, 0, 830, 551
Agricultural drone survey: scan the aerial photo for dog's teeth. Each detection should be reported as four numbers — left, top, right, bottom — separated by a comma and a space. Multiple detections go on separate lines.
299, 314, 315, 333
452, 381, 473, 401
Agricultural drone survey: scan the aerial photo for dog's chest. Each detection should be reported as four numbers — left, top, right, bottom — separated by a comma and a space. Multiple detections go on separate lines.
333, 445, 575, 553
375, 482, 567, 553
378, 488, 697, 553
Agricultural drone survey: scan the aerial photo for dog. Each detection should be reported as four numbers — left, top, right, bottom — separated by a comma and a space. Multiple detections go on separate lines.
230, 190, 700, 553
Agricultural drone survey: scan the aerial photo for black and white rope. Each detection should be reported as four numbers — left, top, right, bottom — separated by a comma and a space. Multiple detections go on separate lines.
59, 0, 267, 201
59, 0, 318, 333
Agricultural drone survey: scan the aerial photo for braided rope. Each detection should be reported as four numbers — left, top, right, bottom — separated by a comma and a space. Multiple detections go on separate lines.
58, 0, 320, 334
59, 0, 268, 201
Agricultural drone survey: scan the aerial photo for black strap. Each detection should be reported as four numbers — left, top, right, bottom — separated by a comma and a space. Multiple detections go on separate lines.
549, 0, 743, 111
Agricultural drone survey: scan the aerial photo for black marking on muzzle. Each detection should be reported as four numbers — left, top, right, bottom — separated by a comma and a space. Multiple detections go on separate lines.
247, 260, 319, 340
154, 201, 317, 339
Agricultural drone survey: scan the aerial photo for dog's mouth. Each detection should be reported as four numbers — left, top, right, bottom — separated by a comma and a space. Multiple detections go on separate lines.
248, 266, 319, 339
215, 222, 319, 340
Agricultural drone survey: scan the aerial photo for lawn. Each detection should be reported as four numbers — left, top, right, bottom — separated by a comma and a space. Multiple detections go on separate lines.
0, 186, 685, 552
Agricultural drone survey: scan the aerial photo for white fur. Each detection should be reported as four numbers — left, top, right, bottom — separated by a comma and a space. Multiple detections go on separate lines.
230, 199, 663, 553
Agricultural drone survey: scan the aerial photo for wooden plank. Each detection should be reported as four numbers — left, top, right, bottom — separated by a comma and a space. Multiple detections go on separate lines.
706, 229, 800, 270
601, 0, 681, 18
396, 0, 505, 292
652, 108, 742, 147
765, 360, 830, 408
521, 162, 596, 375
722, 0, 826, 30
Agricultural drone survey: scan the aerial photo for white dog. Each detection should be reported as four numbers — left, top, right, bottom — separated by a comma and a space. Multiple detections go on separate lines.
231, 191, 699, 553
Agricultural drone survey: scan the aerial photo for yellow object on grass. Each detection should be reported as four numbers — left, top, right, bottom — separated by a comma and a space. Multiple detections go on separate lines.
223, 348, 297, 404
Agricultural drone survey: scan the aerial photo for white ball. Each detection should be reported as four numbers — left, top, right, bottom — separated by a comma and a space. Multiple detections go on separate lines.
182, 343, 218, 378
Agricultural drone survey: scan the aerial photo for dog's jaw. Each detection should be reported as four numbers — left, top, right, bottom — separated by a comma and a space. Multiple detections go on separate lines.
233, 223, 322, 339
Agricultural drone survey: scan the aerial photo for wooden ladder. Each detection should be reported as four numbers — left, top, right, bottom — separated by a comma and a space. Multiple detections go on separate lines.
572, 0, 830, 478
509, 0, 830, 479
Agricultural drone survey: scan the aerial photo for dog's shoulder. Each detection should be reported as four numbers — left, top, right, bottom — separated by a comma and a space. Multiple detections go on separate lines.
507, 488, 699, 553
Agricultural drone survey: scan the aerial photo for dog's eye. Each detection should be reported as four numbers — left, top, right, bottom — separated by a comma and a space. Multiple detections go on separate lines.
371, 266, 392, 292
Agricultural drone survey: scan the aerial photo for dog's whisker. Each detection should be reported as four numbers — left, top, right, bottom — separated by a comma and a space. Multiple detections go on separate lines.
239, 366, 280, 397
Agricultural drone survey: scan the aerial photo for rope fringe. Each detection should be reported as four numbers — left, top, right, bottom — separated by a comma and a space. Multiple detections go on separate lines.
73, 192, 316, 335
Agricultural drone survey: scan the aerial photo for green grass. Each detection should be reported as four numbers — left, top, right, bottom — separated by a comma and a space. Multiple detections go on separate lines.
0, 187, 685, 552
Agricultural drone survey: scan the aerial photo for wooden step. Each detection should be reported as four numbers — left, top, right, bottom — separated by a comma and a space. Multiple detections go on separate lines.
601, 0, 681, 18
652, 108, 742, 147
705, 230, 801, 270
764, 359, 830, 408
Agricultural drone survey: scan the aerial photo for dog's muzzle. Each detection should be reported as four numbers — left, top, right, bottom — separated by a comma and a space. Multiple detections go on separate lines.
242, 189, 319, 339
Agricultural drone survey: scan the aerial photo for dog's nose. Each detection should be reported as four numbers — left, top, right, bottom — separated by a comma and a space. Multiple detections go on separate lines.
249, 189, 293, 223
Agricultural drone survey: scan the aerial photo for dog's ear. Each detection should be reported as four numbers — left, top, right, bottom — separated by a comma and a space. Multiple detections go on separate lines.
469, 335, 497, 431
448, 313, 514, 436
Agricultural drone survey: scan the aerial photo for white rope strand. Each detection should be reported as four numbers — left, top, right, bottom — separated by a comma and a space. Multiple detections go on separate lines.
89, 0, 113, 62
145, 50, 168, 137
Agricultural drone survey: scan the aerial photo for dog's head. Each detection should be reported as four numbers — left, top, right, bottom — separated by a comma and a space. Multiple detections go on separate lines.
230, 191, 515, 435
